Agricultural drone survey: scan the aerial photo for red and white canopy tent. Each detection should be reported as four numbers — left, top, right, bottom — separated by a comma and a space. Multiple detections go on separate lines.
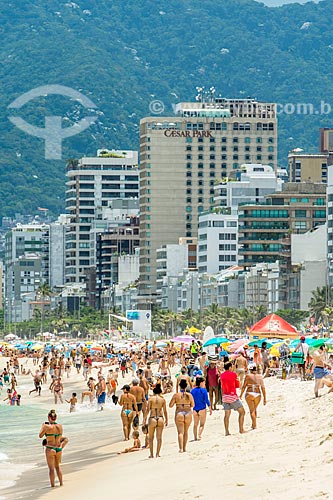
249, 313, 299, 339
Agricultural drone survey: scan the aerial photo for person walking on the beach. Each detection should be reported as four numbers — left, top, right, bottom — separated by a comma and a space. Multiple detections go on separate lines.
96, 375, 107, 411
312, 344, 333, 397
205, 360, 219, 410
119, 384, 138, 441
294, 336, 310, 381
169, 378, 194, 453
239, 364, 266, 430
191, 376, 212, 441
261, 342, 270, 377
130, 378, 146, 423
81, 377, 96, 404
144, 383, 168, 458
220, 362, 245, 436
39, 409, 64, 488
235, 353, 248, 386
50, 377, 64, 404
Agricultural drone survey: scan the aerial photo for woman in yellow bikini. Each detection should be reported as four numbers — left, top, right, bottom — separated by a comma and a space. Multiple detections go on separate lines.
39, 409, 64, 487
239, 364, 267, 430
169, 378, 194, 453
119, 384, 138, 441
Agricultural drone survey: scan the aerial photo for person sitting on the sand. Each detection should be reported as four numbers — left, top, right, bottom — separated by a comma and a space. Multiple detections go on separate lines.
118, 431, 141, 454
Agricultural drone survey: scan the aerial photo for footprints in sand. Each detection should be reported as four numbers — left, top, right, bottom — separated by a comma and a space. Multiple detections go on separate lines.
319, 432, 333, 445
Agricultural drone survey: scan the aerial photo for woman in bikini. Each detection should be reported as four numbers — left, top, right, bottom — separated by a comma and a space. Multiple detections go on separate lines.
39, 409, 64, 487
239, 364, 267, 430
169, 378, 194, 453
191, 376, 212, 441
119, 384, 138, 441
144, 383, 168, 458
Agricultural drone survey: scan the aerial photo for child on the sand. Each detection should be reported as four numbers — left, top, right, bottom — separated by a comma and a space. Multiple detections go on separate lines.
118, 431, 141, 454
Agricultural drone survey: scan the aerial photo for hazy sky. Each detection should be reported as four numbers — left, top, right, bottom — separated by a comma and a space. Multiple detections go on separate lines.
258, 0, 321, 6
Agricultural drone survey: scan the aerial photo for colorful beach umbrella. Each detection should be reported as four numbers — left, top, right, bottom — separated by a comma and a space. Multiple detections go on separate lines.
172, 335, 195, 344
248, 339, 273, 348
203, 337, 229, 347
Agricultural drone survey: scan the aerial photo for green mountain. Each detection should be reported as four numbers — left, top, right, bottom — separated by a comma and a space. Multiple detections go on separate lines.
1, 0, 333, 217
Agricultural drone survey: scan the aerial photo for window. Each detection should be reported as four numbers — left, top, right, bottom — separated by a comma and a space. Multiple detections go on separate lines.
213, 220, 224, 227
198, 154, 203, 160
186, 146, 192, 151
186, 154, 192, 160
233, 163, 238, 169
186, 188, 192, 194
186, 197, 192, 203
245, 137, 251, 143
186, 163, 192, 169
233, 137, 238, 143
198, 163, 204, 169
233, 146, 239, 152
186, 215, 192, 221
221, 123, 227, 130
221, 146, 227, 152
198, 189, 203, 194
221, 163, 227, 169
210, 146, 215, 151
227, 221, 237, 227
268, 137, 274, 143
256, 146, 262, 152
186, 172, 192, 177
186, 206, 192, 212
210, 138, 215, 143
198, 137, 204, 143
256, 137, 262, 143
222, 154, 227, 160
198, 172, 203, 177
210, 172, 215, 177
198, 197, 203, 203
186, 137, 192, 143
198, 146, 204, 151
221, 137, 227, 143
210, 154, 215, 160
245, 155, 251, 161
295, 210, 306, 218
268, 146, 274, 152
233, 154, 239, 160
209, 163, 215, 169
257, 155, 262, 161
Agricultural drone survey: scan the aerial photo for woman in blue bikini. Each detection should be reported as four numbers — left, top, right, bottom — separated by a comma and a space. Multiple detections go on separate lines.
169, 378, 194, 453
119, 385, 138, 441
39, 409, 64, 487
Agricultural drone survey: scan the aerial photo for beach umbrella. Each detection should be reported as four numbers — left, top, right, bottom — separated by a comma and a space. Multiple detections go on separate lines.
31, 344, 44, 350
0, 341, 10, 346
228, 338, 249, 352
90, 346, 103, 351
308, 339, 326, 349
172, 335, 195, 344
184, 326, 202, 334
203, 337, 229, 347
248, 339, 273, 348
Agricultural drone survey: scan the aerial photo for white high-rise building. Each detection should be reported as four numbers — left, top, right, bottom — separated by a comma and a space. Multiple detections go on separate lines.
197, 212, 238, 274
65, 150, 139, 283
214, 163, 282, 209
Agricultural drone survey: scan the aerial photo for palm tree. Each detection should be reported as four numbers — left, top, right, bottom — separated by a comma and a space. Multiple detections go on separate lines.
36, 283, 52, 335
309, 286, 330, 321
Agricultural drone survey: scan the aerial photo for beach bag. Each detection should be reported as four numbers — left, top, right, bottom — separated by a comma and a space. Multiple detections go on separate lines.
291, 352, 304, 364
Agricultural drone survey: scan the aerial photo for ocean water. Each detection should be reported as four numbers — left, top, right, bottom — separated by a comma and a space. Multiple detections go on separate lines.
0, 391, 123, 496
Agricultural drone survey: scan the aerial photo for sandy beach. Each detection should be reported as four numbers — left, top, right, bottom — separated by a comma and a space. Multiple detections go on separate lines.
38, 377, 333, 500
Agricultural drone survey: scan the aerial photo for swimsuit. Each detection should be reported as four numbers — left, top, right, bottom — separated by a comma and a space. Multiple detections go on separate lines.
123, 409, 132, 417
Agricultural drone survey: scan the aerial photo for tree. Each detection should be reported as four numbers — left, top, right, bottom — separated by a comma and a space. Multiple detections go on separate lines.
36, 283, 52, 334
309, 286, 331, 321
